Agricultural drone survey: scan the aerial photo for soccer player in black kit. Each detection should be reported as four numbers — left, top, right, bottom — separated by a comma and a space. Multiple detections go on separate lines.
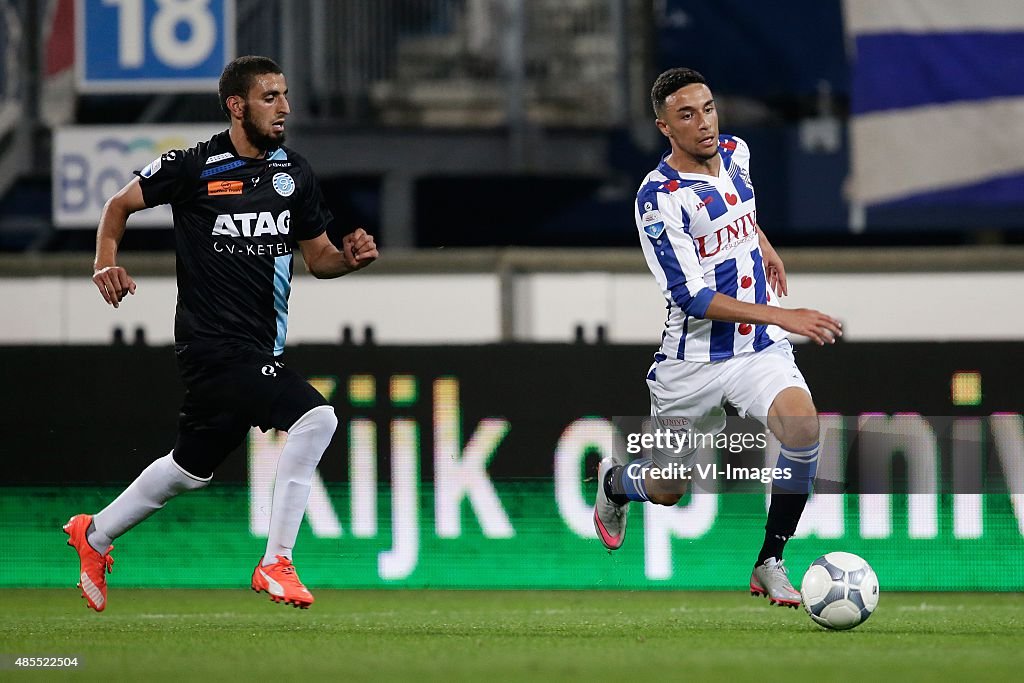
62, 56, 378, 611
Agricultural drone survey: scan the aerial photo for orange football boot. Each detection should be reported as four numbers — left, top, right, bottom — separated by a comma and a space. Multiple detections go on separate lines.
251, 555, 314, 608
62, 514, 114, 612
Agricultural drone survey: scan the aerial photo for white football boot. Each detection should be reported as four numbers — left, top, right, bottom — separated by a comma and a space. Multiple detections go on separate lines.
750, 557, 801, 608
593, 456, 630, 550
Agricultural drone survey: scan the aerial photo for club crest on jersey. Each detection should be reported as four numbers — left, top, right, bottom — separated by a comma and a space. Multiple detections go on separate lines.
272, 173, 295, 197
212, 210, 291, 237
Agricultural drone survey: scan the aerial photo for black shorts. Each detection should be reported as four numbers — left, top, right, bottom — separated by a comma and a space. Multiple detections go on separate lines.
171, 341, 328, 477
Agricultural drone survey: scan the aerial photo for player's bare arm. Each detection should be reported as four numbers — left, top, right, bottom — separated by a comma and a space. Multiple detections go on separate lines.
93, 178, 146, 308
757, 230, 788, 297
298, 228, 379, 279
704, 294, 842, 346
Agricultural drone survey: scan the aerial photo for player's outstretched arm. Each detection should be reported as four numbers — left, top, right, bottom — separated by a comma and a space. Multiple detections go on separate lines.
93, 178, 146, 308
757, 229, 788, 297
298, 228, 379, 279
703, 294, 842, 346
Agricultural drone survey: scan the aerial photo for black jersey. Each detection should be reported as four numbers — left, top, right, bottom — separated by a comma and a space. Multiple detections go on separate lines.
137, 131, 331, 356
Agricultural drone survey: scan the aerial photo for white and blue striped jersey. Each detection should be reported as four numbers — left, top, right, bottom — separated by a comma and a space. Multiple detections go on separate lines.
636, 134, 787, 363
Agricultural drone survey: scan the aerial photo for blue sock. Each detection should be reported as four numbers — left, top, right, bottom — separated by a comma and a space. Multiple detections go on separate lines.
613, 457, 652, 502
773, 442, 819, 494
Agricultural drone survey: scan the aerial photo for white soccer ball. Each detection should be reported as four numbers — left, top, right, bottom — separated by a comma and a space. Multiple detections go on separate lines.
800, 552, 879, 631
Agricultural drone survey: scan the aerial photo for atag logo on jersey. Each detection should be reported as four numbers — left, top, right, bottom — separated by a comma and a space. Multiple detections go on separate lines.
212, 210, 291, 237
272, 173, 295, 197
207, 180, 243, 196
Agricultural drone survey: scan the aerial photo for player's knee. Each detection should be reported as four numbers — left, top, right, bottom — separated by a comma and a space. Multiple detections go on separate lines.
166, 452, 212, 491
649, 492, 684, 506
287, 406, 337, 467
778, 414, 819, 449
787, 418, 820, 448
170, 449, 218, 483
318, 405, 338, 435
292, 404, 337, 436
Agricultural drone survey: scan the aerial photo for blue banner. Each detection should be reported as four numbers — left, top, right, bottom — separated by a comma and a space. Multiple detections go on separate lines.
843, 0, 1024, 214
77, 0, 234, 93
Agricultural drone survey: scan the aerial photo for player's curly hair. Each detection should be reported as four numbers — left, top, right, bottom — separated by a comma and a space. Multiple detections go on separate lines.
218, 55, 284, 118
651, 68, 707, 116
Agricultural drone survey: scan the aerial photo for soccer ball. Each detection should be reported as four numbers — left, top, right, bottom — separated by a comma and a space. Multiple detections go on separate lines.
800, 552, 879, 630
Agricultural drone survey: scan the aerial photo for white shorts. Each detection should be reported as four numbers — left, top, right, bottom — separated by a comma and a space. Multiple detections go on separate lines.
647, 339, 811, 429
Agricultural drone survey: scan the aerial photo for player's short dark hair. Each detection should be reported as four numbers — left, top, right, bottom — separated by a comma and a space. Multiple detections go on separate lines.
651, 68, 708, 116
218, 55, 284, 118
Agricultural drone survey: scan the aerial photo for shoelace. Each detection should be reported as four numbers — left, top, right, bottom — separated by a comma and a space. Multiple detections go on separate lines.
763, 561, 799, 594
89, 547, 114, 574
273, 556, 296, 576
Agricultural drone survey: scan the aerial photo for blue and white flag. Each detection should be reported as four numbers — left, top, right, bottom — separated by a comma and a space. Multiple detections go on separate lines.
843, 0, 1024, 207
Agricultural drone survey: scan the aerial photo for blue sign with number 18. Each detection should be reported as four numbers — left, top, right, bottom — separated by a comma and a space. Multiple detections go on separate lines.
76, 0, 235, 92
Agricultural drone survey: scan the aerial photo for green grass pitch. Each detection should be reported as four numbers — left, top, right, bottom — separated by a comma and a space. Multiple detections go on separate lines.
2, 590, 1023, 681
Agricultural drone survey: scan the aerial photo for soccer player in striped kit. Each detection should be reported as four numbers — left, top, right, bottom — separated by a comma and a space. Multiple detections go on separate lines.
594, 68, 843, 606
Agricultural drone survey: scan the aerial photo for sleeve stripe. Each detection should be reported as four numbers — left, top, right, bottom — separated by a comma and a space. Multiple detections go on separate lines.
647, 234, 715, 317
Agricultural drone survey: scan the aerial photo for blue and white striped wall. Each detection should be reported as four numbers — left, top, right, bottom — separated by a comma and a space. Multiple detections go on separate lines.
843, 0, 1024, 208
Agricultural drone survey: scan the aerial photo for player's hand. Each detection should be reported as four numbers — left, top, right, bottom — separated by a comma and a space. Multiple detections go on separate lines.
760, 242, 788, 297
341, 228, 379, 271
92, 266, 137, 308
777, 308, 842, 345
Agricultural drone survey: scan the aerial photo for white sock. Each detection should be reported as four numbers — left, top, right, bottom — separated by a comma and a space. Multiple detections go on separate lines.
262, 406, 337, 566
89, 453, 211, 552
